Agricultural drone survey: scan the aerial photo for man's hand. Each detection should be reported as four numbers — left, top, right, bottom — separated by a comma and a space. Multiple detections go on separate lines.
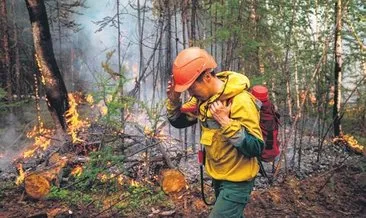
167, 76, 181, 103
209, 101, 232, 126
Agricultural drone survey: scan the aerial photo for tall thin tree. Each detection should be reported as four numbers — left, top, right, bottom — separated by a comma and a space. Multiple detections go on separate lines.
0, 0, 11, 99
25, 0, 69, 132
333, 0, 343, 136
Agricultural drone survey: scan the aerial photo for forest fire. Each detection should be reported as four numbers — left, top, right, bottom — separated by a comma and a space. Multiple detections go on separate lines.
334, 134, 365, 154
20, 92, 91, 159
23, 122, 54, 158
86, 94, 94, 105
70, 165, 83, 177
98, 173, 109, 182
65, 93, 90, 143
130, 179, 141, 187
15, 163, 25, 185
117, 175, 124, 185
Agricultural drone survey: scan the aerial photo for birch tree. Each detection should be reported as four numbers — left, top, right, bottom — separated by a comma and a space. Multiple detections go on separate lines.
333, 0, 343, 136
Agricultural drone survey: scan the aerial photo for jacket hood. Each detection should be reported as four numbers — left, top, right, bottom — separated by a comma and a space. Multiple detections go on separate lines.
208, 71, 250, 103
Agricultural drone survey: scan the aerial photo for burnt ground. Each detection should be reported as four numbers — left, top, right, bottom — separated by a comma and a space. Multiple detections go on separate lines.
245, 156, 366, 218
0, 155, 365, 218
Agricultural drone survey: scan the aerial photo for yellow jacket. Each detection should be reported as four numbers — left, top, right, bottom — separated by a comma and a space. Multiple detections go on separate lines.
167, 71, 263, 182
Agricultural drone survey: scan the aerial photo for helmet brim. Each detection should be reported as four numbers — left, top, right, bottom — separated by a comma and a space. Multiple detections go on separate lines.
174, 80, 195, 92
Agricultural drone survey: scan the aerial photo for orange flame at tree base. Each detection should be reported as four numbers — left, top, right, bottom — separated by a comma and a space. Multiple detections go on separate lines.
65, 93, 90, 143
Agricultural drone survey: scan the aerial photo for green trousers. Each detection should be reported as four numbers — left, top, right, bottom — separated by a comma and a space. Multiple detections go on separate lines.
209, 179, 255, 218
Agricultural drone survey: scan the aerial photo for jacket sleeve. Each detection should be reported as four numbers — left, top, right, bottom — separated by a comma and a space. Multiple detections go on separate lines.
220, 92, 264, 157
221, 120, 264, 157
166, 98, 198, 129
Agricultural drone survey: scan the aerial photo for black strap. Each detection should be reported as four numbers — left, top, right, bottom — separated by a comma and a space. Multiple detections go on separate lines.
258, 160, 273, 184
200, 164, 215, 206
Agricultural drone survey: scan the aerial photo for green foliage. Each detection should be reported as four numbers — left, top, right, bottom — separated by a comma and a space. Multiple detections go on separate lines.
249, 75, 267, 86
115, 185, 170, 215
134, 100, 166, 131
92, 50, 135, 127
47, 186, 93, 206
74, 146, 124, 192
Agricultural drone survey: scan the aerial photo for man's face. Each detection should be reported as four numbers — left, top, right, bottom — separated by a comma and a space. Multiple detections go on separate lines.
188, 79, 210, 101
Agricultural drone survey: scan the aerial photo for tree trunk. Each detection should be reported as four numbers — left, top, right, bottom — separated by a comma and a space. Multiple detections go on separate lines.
11, 0, 21, 99
249, 0, 260, 75
137, 0, 146, 101
25, 0, 69, 132
181, 0, 187, 49
190, 0, 197, 45
56, 0, 63, 76
165, 0, 172, 79
0, 0, 12, 99
333, 0, 342, 136
294, 54, 300, 117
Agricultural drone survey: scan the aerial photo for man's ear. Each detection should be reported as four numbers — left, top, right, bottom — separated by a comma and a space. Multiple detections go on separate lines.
203, 71, 212, 82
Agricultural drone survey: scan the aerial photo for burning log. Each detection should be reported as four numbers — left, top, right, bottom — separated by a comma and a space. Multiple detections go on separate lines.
160, 169, 187, 194
24, 173, 51, 199
23, 153, 68, 199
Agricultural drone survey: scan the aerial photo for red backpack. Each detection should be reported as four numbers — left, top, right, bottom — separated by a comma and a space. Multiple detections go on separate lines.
251, 85, 281, 162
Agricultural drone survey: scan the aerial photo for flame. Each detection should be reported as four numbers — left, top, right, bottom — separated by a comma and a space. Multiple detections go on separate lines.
117, 175, 124, 185
130, 179, 140, 187
71, 165, 83, 177
65, 93, 90, 143
86, 94, 94, 105
333, 134, 365, 154
98, 173, 108, 182
15, 163, 25, 185
23, 122, 54, 158
132, 63, 138, 79
92, 100, 108, 117
143, 126, 168, 141
99, 104, 108, 116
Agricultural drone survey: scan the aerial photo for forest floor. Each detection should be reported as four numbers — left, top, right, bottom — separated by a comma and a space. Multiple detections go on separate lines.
0, 102, 365, 217
0, 153, 365, 217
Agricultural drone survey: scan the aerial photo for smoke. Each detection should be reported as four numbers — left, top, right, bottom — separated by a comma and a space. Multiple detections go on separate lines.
66, 0, 141, 92
0, 113, 22, 171
64, 0, 166, 101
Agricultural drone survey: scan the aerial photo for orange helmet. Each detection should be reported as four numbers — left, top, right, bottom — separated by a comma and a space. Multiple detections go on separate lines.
172, 47, 217, 92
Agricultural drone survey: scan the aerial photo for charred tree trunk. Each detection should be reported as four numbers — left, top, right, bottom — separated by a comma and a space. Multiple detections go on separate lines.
333, 0, 342, 136
0, 0, 12, 99
25, 0, 69, 132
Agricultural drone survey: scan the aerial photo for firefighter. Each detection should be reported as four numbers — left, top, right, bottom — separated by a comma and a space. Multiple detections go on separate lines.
166, 47, 264, 218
